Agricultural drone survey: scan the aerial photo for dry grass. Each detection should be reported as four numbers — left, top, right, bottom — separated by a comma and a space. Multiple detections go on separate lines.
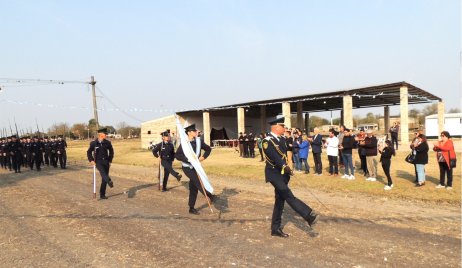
67, 139, 461, 204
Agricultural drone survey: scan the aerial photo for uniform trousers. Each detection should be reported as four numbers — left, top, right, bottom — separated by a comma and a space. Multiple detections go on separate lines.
182, 166, 213, 208
96, 160, 112, 197
160, 159, 180, 189
266, 168, 313, 232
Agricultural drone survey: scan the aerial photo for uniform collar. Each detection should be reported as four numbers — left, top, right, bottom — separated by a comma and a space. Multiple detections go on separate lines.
270, 132, 280, 142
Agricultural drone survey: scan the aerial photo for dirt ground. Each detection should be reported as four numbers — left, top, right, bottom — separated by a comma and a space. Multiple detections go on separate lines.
0, 163, 460, 267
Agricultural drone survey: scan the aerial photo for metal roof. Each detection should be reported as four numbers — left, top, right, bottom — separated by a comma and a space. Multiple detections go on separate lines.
177, 82, 441, 117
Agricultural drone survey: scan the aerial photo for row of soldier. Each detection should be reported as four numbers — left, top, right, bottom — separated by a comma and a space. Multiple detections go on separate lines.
0, 135, 67, 173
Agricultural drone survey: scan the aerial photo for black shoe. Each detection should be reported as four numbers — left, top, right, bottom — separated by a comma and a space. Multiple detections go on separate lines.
176, 174, 182, 182
162, 188, 168, 192
271, 228, 289, 238
99, 196, 108, 200
308, 212, 319, 227
108, 180, 114, 188
189, 208, 200, 215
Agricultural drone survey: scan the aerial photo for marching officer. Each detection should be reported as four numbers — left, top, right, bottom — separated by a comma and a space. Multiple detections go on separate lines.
175, 124, 216, 215
0, 137, 5, 169
31, 136, 43, 171
43, 136, 51, 166
24, 136, 33, 169
50, 136, 58, 168
152, 131, 182, 192
56, 135, 67, 169
262, 122, 319, 238
4, 136, 12, 171
87, 128, 114, 200
8, 135, 23, 173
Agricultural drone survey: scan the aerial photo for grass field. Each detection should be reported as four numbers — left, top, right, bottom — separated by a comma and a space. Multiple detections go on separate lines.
67, 139, 461, 204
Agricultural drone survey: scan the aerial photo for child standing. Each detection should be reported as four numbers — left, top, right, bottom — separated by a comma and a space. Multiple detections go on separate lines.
379, 140, 395, 190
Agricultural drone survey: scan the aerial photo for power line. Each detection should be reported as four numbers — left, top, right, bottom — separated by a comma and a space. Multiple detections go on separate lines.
96, 85, 144, 123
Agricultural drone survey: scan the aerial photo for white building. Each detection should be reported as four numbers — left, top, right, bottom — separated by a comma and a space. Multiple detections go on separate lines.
425, 113, 462, 138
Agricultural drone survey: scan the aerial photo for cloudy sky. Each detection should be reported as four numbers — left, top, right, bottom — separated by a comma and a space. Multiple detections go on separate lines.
0, 0, 460, 132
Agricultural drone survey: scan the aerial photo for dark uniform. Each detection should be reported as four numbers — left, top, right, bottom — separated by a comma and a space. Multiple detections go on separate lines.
8, 136, 23, 173
43, 137, 51, 166
243, 133, 249, 157
56, 136, 67, 169
262, 128, 318, 237
24, 137, 34, 169
238, 133, 244, 157
0, 138, 6, 169
248, 132, 256, 158
152, 131, 182, 191
4, 137, 12, 171
175, 124, 215, 214
50, 137, 58, 168
31, 137, 43, 171
87, 128, 114, 199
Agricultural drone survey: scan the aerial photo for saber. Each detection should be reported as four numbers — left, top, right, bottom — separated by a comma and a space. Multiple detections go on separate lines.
158, 142, 165, 191
93, 165, 97, 199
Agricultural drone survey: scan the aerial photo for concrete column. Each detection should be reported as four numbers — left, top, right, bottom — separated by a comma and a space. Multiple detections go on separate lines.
282, 102, 291, 128
384, 106, 390, 134
296, 102, 303, 128
305, 113, 310, 134
237, 107, 245, 135
400, 86, 409, 147
202, 111, 211, 145
438, 101, 445, 134
260, 105, 267, 134
342, 95, 353, 129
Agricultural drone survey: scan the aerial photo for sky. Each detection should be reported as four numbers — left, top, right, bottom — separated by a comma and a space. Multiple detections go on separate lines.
0, 0, 460, 132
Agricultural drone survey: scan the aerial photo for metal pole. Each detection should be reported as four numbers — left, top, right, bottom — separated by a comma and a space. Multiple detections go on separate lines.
91, 76, 99, 132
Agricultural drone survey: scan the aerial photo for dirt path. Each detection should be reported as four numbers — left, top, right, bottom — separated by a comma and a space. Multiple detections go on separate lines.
0, 163, 460, 267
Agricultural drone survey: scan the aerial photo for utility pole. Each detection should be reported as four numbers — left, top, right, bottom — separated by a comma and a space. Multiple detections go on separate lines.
90, 76, 99, 132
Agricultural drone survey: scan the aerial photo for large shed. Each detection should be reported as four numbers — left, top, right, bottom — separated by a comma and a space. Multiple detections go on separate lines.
141, 82, 444, 148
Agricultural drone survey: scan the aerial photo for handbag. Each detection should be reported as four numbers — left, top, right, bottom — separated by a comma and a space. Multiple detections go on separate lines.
405, 152, 415, 164
449, 150, 457, 168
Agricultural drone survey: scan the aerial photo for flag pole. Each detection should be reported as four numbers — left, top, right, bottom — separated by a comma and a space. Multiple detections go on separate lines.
196, 170, 213, 213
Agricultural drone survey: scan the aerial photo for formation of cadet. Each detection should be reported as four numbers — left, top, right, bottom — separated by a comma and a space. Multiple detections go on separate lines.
262, 122, 319, 237
87, 128, 114, 200
152, 131, 182, 192
238, 132, 256, 158
0, 134, 68, 173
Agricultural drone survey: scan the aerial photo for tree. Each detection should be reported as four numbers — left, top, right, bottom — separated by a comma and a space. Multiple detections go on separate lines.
71, 123, 88, 139
48, 122, 70, 137
88, 119, 98, 134
422, 103, 438, 116
448, 108, 461, 113
309, 116, 329, 131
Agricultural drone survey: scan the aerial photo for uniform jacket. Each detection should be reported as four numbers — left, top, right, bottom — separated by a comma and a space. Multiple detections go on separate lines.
87, 139, 114, 163
175, 138, 211, 165
152, 141, 175, 161
262, 133, 289, 182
